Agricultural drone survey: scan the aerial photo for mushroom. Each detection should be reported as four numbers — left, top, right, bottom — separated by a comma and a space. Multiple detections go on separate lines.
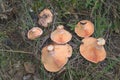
75, 20, 94, 38
38, 8, 53, 27
41, 44, 72, 72
80, 37, 106, 63
50, 25, 72, 44
27, 27, 43, 40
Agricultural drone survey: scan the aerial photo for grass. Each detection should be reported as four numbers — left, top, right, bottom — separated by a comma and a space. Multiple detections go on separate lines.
0, 0, 120, 80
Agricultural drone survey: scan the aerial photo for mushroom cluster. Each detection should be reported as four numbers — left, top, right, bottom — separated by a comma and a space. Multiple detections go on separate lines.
41, 25, 73, 72
27, 8, 53, 40
26, 8, 107, 72
27, 8, 72, 72
74, 20, 106, 63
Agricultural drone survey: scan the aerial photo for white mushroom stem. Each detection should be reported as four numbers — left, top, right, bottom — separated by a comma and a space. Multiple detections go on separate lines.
31, 28, 37, 32
57, 25, 65, 34
47, 45, 55, 56
57, 25, 64, 30
97, 38, 105, 46
47, 45, 54, 51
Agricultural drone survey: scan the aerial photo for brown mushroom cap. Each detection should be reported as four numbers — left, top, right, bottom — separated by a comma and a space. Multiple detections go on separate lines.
38, 8, 53, 27
27, 27, 43, 40
80, 37, 106, 63
75, 20, 94, 37
50, 25, 72, 44
41, 44, 72, 72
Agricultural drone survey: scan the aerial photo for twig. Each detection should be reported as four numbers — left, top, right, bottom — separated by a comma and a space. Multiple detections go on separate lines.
0, 49, 32, 54
73, 35, 81, 43
52, 9, 57, 31
39, 35, 50, 50
63, 12, 89, 16
47, 0, 57, 31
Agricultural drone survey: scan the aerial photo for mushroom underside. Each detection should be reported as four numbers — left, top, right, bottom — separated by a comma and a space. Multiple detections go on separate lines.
80, 44, 106, 63
41, 44, 72, 72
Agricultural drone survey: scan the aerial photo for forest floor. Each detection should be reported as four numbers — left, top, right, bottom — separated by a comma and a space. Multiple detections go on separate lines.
0, 0, 120, 80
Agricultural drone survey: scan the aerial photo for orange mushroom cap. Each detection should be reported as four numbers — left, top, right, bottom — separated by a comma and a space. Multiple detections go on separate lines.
41, 44, 72, 72
50, 25, 72, 44
75, 20, 94, 38
38, 8, 53, 27
27, 27, 43, 40
80, 37, 106, 63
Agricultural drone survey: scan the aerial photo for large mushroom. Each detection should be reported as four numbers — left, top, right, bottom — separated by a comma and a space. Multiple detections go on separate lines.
50, 25, 72, 44
38, 8, 53, 27
41, 44, 72, 72
75, 20, 94, 38
80, 37, 106, 63
27, 27, 43, 40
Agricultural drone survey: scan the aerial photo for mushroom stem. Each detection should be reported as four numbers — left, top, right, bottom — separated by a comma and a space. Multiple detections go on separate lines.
96, 38, 105, 49
47, 45, 54, 51
97, 38, 105, 46
31, 28, 36, 32
80, 21, 87, 25
47, 45, 55, 56
80, 21, 87, 30
57, 25, 65, 34
57, 25, 64, 30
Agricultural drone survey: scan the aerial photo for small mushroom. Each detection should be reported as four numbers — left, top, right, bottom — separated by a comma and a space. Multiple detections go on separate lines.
75, 20, 94, 38
27, 27, 43, 40
38, 8, 53, 27
80, 37, 106, 63
41, 44, 72, 72
51, 25, 72, 44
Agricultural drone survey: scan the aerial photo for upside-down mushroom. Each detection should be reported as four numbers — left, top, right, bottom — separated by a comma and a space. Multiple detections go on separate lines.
41, 44, 72, 72
27, 27, 43, 40
51, 25, 72, 44
80, 37, 106, 63
75, 20, 94, 38
38, 8, 53, 27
